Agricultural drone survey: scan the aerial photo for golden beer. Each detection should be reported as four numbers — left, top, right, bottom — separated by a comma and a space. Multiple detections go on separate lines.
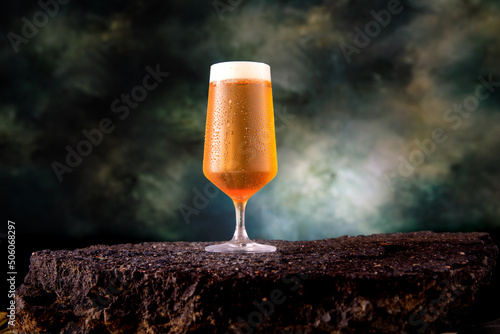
203, 78, 277, 201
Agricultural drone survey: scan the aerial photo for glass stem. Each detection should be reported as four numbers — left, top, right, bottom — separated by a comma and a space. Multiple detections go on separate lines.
232, 200, 250, 243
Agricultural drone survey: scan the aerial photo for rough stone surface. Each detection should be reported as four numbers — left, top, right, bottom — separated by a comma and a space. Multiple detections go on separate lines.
13, 231, 499, 334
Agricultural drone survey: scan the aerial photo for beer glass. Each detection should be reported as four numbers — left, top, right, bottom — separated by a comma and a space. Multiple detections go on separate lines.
203, 61, 277, 253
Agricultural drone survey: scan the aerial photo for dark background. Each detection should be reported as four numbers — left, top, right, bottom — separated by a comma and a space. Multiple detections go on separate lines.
1, 0, 500, 319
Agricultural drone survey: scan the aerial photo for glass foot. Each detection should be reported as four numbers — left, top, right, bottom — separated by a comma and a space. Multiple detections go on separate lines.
205, 240, 276, 253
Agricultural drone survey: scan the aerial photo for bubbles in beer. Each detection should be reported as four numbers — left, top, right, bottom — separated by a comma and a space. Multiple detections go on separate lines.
204, 78, 277, 200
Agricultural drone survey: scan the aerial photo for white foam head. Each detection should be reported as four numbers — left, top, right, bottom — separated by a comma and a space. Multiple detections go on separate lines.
209, 61, 271, 82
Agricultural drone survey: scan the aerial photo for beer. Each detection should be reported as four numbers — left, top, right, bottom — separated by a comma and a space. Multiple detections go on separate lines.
203, 78, 277, 201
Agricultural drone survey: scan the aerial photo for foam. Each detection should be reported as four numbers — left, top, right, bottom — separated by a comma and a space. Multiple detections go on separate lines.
209, 61, 271, 82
